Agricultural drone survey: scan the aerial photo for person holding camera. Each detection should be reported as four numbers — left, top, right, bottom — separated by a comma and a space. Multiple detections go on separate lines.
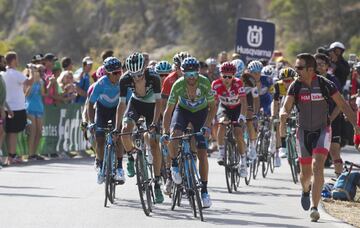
2, 51, 34, 165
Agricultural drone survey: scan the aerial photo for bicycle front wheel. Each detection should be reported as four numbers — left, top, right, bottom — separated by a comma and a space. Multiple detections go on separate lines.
189, 158, 204, 221
136, 150, 152, 216
224, 140, 233, 193
287, 137, 299, 184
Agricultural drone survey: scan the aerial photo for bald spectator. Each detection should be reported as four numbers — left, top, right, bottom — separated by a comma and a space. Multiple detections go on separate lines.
3, 51, 34, 165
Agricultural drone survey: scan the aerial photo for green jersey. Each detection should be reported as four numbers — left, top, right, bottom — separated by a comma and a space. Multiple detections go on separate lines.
168, 75, 215, 113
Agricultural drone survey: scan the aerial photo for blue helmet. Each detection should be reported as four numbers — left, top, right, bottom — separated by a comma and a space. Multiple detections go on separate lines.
231, 59, 245, 78
103, 57, 122, 73
181, 57, 199, 72
247, 60, 263, 74
261, 65, 275, 77
155, 61, 172, 74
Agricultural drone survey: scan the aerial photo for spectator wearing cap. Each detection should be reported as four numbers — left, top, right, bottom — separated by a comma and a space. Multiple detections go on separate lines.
43, 57, 63, 106
73, 56, 92, 104
31, 54, 44, 64
61, 57, 73, 71
327, 41, 350, 91
43, 53, 57, 78
3, 51, 34, 165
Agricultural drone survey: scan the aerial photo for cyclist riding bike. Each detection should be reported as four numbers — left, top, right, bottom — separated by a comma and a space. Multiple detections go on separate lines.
162, 57, 217, 208
114, 52, 164, 203
280, 53, 360, 222
231, 59, 245, 79
160, 52, 191, 195
271, 67, 297, 164
87, 57, 124, 184
259, 65, 274, 116
212, 62, 248, 177
244, 60, 263, 160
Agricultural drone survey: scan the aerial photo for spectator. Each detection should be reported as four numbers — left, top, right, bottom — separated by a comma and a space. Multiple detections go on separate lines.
61, 57, 73, 71
0, 55, 12, 167
101, 50, 114, 62
43, 53, 57, 78
43, 54, 63, 106
57, 70, 77, 103
24, 64, 45, 161
73, 56, 92, 104
31, 54, 44, 64
3, 51, 34, 165
143, 52, 150, 67
205, 58, 219, 82
218, 51, 228, 64
327, 41, 350, 91
199, 61, 208, 76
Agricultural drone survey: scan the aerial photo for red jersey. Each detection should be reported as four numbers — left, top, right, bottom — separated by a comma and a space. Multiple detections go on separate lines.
161, 71, 179, 98
211, 78, 246, 109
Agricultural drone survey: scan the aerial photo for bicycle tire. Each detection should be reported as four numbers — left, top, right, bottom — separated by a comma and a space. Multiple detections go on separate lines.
287, 137, 298, 184
233, 147, 241, 191
189, 157, 204, 221
224, 140, 233, 193
136, 150, 151, 216
104, 145, 111, 207
262, 135, 270, 178
269, 153, 275, 173
245, 157, 252, 185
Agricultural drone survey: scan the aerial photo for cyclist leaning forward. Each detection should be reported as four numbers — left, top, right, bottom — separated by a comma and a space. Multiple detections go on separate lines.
87, 57, 124, 184
162, 57, 216, 208
114, 52, 164, 204
280, 53, 360, 222
212, 62, 248, 177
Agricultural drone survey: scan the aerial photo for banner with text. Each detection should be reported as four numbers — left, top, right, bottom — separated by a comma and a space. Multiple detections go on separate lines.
235, 18, 275, 63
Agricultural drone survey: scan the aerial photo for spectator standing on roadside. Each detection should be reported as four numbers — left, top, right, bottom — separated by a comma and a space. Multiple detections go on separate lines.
0, 55, 12, 167
3, 51, 34, 165
218, 51, 228, 64
327, 42, 350, 92
57, 70, 77, 103
43, 54, 62, 105
61, 57, 73, 71
25, 63, 46, 161
73, 56, 92, 105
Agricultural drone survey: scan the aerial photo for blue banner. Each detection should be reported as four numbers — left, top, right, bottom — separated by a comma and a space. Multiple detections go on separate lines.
235, 18, 275, 63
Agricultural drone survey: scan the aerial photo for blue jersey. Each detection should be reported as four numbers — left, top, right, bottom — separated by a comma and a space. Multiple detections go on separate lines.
259, 76, 273, 116
89, 76, 120, 108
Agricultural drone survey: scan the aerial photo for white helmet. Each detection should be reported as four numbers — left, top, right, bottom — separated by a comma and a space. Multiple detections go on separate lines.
329, 41, 345, 50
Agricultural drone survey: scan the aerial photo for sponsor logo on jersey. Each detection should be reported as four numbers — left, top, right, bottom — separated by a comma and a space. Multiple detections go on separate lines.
299, 94, 311, 102
311, 93, 324, 101
213, 83, 221, 90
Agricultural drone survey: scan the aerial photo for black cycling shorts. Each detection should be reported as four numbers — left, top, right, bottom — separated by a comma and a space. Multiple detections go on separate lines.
331, 114, 342, 144
95, 102, 117, 137
123, 97, 155, 127
217, 104, 241, 127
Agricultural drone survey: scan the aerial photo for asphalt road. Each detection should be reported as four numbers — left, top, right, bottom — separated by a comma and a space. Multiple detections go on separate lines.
0, 147, 359, 228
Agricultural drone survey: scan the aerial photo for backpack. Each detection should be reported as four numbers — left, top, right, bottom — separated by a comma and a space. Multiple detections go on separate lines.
292, 75, 331, 106
332, 171, 360, 201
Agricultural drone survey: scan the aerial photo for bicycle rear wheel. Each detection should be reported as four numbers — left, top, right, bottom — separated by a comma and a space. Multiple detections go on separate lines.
104, 146, 112, 207
136, 151, 152, 216
262, 137, 270, 178
245, 157, 252, 185
233, 149, 241, 191
189, 158, 204, 221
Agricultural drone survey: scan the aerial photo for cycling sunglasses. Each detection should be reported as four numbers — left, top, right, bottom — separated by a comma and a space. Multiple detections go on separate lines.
184, 71, 199, 78
111, 70, 122, 75
222, 75, 233, 79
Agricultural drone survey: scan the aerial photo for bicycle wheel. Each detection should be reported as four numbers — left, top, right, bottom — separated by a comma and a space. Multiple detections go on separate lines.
135, 150, 152, 216
269, 152, 275, 173
189, 158, 204, 221
287, 137, 298, 184
104, 146, 111, 207
224, 140, 233, 193
233, 148, 241, 191
245, 157, 252, 185
262, 136, 270, 178
253, 138, 261, 179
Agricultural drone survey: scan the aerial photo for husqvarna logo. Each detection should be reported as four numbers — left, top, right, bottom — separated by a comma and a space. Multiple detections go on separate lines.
247, 25, 263, 47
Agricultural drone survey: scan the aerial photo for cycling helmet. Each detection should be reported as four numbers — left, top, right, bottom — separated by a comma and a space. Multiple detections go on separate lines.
220, 62, 236, 75
261, 65, 275, 78
279, 67, 297, 80
329, 41, 345, 51
231, 59, 245, 77
247, 60, 263, 74
126, 52, 145, 75
96, 65, 107, 78
155, 61, 172, 74
173, 52, 191, 67
205, 58, 217, 66
103, 57, 122, 73
181, 57, 199, 72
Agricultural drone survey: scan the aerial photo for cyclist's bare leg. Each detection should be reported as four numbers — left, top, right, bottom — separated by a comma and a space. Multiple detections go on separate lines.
234, 127, 246, 155
300, 163, 312, 192
197, 148, 209, 182
312, 154, 326, 208
168, 129, 182, 160
96, 135, 105, 160
217, 124, 226, 148
121, 121, 135, 152
150, 137, 162, 176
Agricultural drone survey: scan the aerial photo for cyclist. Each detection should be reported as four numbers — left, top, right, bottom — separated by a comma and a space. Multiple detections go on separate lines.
114, 52, 164, 204
160, 52, 190, 195
259, 65, 274, 116
87, 57, 124, 184
245, 60, 263, 160
212, 62, 248, 177
162, 57, 216, 208
231, 59, 245, 79
271, 67, 297, 166
280, 53, 360, 222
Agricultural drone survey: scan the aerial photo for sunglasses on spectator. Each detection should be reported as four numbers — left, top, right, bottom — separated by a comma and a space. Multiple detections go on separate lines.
184, 71, 198, 78
222, 75, 233, 79
295, 65, 306, 70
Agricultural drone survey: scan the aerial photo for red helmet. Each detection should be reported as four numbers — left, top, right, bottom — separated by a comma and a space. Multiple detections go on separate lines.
220, 62, 236, 75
